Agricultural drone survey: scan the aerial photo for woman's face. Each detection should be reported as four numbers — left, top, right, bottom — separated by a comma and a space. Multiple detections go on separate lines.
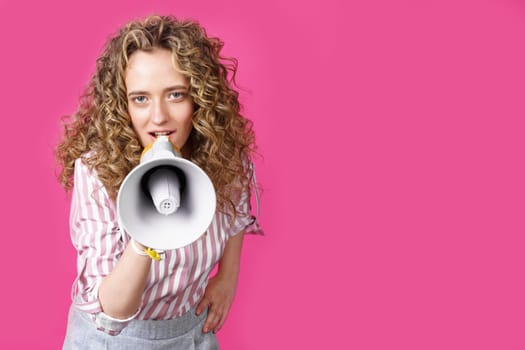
125, 48, 194, 151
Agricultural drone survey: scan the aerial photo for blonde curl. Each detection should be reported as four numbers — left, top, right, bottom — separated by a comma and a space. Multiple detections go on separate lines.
56, 15, 257, 217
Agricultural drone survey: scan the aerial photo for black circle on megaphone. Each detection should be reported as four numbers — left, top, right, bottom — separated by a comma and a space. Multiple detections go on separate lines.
140, 165, 187, 202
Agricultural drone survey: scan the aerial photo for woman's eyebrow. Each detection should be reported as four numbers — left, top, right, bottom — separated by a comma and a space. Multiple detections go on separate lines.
127, 85, 188, 97
164, 85, 189, 92
127, 90, 149, 97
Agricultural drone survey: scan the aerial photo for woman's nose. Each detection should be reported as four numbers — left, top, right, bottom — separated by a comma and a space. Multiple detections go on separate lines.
151, 100, 169, 124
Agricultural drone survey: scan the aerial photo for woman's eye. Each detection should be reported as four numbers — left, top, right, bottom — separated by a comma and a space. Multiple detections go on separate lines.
132, 96, 148, 103
168, 92, 184, 100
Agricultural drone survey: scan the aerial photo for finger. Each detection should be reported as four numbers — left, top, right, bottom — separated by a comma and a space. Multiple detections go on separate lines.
203, 304, 222, 333
195, 298, 211, 316
213, 305, 229, 333
213, 311, 227, 333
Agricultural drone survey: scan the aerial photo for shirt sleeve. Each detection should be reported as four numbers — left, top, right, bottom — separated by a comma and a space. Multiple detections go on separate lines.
69, 158, 137, 335
225, 161, 264, 238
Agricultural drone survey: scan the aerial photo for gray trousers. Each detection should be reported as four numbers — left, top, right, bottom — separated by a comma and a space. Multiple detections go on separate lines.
63, 305, 219, 350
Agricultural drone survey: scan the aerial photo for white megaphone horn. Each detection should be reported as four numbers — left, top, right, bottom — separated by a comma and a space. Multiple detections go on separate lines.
117, 136, 216, 250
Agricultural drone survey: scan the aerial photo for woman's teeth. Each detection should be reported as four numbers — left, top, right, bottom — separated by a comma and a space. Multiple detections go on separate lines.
152, 131, 172, 136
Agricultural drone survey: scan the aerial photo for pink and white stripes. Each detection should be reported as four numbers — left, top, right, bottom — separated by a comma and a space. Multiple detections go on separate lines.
68, 158, 258, 321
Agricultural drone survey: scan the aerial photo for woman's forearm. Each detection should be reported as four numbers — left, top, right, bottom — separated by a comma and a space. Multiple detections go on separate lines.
218, 231, 245, 279
98, 242, 151, 319
97, 231, 244, 319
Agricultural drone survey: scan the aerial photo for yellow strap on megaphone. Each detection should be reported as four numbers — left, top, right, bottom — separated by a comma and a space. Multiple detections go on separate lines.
131, 239, 165, 261
145, 248, 162, 261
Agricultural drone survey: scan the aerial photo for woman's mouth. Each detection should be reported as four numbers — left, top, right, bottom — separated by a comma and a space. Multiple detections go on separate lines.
149, 130, 175, 138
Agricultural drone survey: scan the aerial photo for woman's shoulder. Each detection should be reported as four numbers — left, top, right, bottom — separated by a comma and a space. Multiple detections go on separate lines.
74, 150, 96, 167
73, 152, 114, 203
73, 151, 104, 183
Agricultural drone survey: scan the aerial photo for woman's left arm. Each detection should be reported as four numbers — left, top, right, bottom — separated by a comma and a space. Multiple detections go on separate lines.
196, 231, 245, 333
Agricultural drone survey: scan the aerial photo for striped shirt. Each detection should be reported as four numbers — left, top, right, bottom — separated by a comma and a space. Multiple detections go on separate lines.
69, 157, 261, 334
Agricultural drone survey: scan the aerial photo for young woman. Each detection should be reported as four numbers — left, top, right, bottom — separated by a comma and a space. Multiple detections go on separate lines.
56, 15, 262, 349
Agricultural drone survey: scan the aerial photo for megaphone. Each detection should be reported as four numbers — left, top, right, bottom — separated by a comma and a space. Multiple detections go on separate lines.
117, 136, 216, 250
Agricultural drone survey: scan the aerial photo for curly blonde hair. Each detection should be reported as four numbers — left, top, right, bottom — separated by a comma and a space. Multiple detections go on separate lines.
56, 15, 257, 216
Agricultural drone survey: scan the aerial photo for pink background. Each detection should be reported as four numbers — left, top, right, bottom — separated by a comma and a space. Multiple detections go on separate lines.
0, 0, 524, 348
